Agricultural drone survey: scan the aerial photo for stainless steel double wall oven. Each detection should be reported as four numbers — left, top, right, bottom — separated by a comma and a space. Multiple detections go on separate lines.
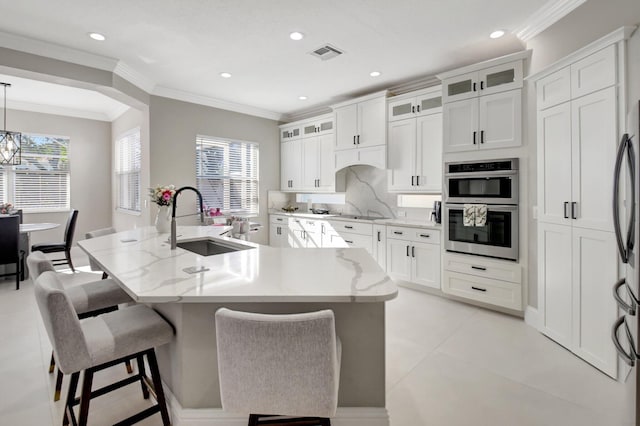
444, 158, 519, 261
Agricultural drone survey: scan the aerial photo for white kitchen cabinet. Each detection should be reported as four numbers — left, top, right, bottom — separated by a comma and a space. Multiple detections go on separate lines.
442, 270, 523, 311
302, 116, 334, 137
372, 225, 386, 271
536, 66, 571, 110
386, 226, 441, 290
538, 222, 618, 377
334, 94, 386, 151
302, 133, 335, 191
388, 87, 442, 122
443, 89, 521, 153
269, 215, 290, 248
388, 91, 443, 193
281, 125, 302, 142
281, 138, 303, 191
537, 86, 617, 232
570, 44, 617, 99
442, 60, 523, 104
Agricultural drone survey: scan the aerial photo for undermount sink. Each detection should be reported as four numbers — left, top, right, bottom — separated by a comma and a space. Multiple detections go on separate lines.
177, 239, 254, 256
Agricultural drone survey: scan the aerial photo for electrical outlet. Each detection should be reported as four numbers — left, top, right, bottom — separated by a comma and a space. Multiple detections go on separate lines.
532, 205, 538, 220
397, 210, 407, 217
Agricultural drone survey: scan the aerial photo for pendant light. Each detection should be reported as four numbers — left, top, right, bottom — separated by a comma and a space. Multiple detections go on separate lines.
0, 82, 21, 165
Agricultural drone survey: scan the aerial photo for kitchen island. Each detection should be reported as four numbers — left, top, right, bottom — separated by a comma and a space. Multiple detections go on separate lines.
78, 226, 397, 426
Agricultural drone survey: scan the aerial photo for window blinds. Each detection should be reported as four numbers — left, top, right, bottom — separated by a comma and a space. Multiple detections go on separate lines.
13, 134, 70, 211
196, 136, 259, 216
0, 168, 5, 204
116, 129, 141, 212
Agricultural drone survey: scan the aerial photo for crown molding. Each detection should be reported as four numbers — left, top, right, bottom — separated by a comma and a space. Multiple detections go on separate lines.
113, 62, 156, 93
514, 0, 588, 42
281, 105, 333, 123
6, 100, 115, 122
152, 86, 283, 121
0, 31, 117, 71
387, 75, 441, 96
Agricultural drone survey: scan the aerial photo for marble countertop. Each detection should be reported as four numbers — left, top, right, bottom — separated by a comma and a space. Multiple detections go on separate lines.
373, 218, 442, 229
269, 210, 441, 229
78, 226, 398, 304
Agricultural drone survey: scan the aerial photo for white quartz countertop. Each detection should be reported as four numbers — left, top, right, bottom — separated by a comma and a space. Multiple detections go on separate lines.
269, 211, 441, 229
373, 218, 441, 229
78, 226, 398, 304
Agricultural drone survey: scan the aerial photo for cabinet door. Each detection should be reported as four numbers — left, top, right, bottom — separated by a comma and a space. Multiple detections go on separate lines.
537, 66, 571, 110
443, 71, 478, 103
478, 61, 523, 96
386, 239, 412, 282
538, 222, 573, 349
571, 227, 618, 378
269, 224, 281, 247
537, 102, 572, 225
358, 97, 387, 147
302, 137, 320, 190
416, 93, 442, 116
372, 225, 386, 272
281, 126, 301, 142
443, 98, 478, 153
281, 139, 302, 191
388, 97, 416, 122
416, 113, 442, 192
317, 133, 335, 191
387, 119, 416, 191
316, 118, 334, 136
411, 241, 440, 289
478, 89, 521, 149
570, 44, 616, 99
334, 105, 358, 150
571, 87, 617, 232
290, 228, 307, 248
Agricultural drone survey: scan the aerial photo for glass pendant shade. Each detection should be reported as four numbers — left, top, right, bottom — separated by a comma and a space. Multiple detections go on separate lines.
0, 82, 21, 165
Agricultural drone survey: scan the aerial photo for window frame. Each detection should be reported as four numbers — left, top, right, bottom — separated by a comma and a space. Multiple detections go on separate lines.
1, 132, 71, 213
196, 135, 260, 217
115, 127, 142, 215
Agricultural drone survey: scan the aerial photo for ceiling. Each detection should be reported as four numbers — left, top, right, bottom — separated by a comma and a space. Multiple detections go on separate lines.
0, 0, 574, 121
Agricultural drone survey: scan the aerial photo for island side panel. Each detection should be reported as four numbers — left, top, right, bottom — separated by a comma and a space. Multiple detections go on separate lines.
154, 301, 386, 409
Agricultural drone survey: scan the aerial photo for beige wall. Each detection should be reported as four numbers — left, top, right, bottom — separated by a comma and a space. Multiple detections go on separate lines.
149, 96, 279, 245
6, 109, 112, 246
524, 0, 640, 308
111, 107, 151, 232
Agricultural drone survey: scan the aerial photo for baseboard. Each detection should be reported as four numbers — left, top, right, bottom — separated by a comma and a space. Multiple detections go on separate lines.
165, 386, 390, 426
524, 305, 540, 329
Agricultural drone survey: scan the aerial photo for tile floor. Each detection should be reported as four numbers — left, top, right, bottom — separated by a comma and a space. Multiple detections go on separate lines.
0, 249, 635, 425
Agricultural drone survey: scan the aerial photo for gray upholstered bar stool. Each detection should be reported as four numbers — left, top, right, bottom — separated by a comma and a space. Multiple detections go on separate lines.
215, 308, 341, 426
34, 271, 174, 426
27, 251, 135, 401
85, 227, 116, 279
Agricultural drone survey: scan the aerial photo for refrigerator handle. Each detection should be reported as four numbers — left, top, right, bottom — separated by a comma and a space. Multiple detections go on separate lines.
626, 137, 635, 253
612, 316, 637, 367
613, 278, 637, 315
613, 133, 629, 263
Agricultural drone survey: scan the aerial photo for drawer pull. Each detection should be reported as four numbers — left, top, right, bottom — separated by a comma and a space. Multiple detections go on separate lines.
345, 240, 354, 244
393, 231, 403, 235
276, 218, 283, 221
345, 225, 353, 229
471, 266, 487, 271
419, 234, 430, 238
471, 286, 487, 292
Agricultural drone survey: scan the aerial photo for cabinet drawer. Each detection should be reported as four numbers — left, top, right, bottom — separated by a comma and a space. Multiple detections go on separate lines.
442, 270, 522, 310
443, 253, 521, 284
329, 220, 373, 236
387, 226, 441, 244
340, 232, 373, 254
270, 215, 289, 225
570, 44, 616, 99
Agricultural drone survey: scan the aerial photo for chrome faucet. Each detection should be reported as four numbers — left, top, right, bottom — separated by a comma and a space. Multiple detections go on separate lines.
171, 186, 205, 250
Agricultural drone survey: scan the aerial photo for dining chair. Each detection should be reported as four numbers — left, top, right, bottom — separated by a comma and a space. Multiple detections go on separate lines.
27, 250, 135, 401
215, 308, 341, 426
85, 227, 116, 279
0, 215, 24, 290
31, 209, 78, 272
34, 271, 173, 426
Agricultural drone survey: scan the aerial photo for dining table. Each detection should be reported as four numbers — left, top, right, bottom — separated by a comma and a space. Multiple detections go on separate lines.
1, 222, 61, 282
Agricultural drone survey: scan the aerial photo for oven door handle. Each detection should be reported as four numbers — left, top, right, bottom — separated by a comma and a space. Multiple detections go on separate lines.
445, 204, 518, 211
444, 171, 517, 179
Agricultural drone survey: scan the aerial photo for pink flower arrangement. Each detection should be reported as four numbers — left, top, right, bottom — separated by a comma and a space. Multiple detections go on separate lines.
0, 202, 12, 214
149, 185, 176, 207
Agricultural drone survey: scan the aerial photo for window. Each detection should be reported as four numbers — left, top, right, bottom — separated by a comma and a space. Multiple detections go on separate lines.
196, 135, 259, 216
115, 128, 141, 213
1, 134, 70, 211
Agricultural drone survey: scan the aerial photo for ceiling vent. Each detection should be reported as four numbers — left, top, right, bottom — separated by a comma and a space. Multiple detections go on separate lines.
309, 44, 344, 61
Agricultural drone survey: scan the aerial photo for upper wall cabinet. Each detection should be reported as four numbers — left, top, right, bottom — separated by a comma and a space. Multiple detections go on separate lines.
332, 91, 387, 169
388, 87, 443, 122
281, 124, 302, 142
438, 51, 529, 154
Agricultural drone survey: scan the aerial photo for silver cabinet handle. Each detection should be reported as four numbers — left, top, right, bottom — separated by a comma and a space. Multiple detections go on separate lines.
564, 202, 569, 219
612, 316, 637, 367
321, 224, 325, 234
613, 278, 638, 315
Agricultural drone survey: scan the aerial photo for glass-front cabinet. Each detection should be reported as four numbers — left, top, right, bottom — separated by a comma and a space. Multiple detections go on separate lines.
442, 60, 523, 104
388, 87, 442, 122
302, 116, 334, 137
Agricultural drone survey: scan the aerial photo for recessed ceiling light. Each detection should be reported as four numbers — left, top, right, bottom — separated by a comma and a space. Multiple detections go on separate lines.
89, 32, 106, 41
220, 72, 232, 78
298, 96, 308, 101
490, 30, 505, 39
290, 32, 304, 41
370, 71, 381, 77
